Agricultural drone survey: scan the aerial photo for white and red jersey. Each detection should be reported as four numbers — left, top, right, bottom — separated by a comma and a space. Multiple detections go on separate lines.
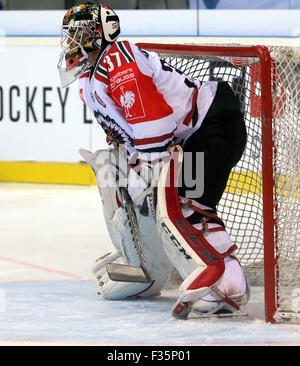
78, 41, 217, 161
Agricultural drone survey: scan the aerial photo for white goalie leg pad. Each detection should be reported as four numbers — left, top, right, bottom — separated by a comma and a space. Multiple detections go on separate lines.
92, 207, 172, 300
80, 148, 125, 256
200, 256, 250, 303
79, 149, 172, 299
156, 146, 226, 291
171, 222, 250, 318
79, 148, 126, 221
156, 146, 248, 318
187, 219, 249, 304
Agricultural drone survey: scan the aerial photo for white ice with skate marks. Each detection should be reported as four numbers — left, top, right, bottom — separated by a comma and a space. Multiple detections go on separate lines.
1, 183, 300, 346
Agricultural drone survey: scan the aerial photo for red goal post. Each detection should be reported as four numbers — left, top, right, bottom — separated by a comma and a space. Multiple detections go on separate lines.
136, 42, 300, 323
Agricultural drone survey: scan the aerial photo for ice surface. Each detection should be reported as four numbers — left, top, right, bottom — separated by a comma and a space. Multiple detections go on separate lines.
1, 183, 300, 346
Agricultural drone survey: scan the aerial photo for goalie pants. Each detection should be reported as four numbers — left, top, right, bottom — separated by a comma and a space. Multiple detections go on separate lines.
178, 81, 247, 211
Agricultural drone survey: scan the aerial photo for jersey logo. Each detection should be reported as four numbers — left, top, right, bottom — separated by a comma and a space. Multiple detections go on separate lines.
111, 77, 146, 122
120, 87, 135, 118
108, 59, 173, 125
94, 109, 134, 148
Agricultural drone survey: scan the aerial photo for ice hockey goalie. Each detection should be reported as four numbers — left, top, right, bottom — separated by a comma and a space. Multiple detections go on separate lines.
59, 3, 250, 319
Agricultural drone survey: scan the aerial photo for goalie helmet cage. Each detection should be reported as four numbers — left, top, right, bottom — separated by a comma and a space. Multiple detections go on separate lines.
136, 42, 300, 323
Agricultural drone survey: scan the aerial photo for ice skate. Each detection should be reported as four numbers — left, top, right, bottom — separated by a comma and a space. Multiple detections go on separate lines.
171, 257, 251, 320
172, 286, 250, 320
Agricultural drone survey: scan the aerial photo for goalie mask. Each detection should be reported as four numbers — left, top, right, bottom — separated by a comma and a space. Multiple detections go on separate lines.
58, 3, 120, 88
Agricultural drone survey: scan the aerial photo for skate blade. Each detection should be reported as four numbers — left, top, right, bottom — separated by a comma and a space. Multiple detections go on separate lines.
189, 306, 249, 320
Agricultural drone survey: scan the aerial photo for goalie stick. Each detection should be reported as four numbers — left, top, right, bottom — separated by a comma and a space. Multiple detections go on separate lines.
106, 187, 153, 284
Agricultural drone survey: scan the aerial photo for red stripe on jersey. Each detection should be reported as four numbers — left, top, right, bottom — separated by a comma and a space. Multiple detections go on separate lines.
80, 71, 90, 79
134, 131, 174, 146
119, 41, 135, 59
95, 72, 109, 85
183, 87, 198, 126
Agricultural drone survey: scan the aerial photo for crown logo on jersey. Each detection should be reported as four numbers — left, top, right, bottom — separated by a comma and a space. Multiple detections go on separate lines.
120, 86, 135, 118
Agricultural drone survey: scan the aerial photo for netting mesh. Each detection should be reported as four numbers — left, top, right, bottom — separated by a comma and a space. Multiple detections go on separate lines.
156, 44, 300, 322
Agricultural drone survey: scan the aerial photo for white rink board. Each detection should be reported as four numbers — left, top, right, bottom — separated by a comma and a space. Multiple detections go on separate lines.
0, 40, 105, 163
0, 36, 299, 163
0, 10, 300, 37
